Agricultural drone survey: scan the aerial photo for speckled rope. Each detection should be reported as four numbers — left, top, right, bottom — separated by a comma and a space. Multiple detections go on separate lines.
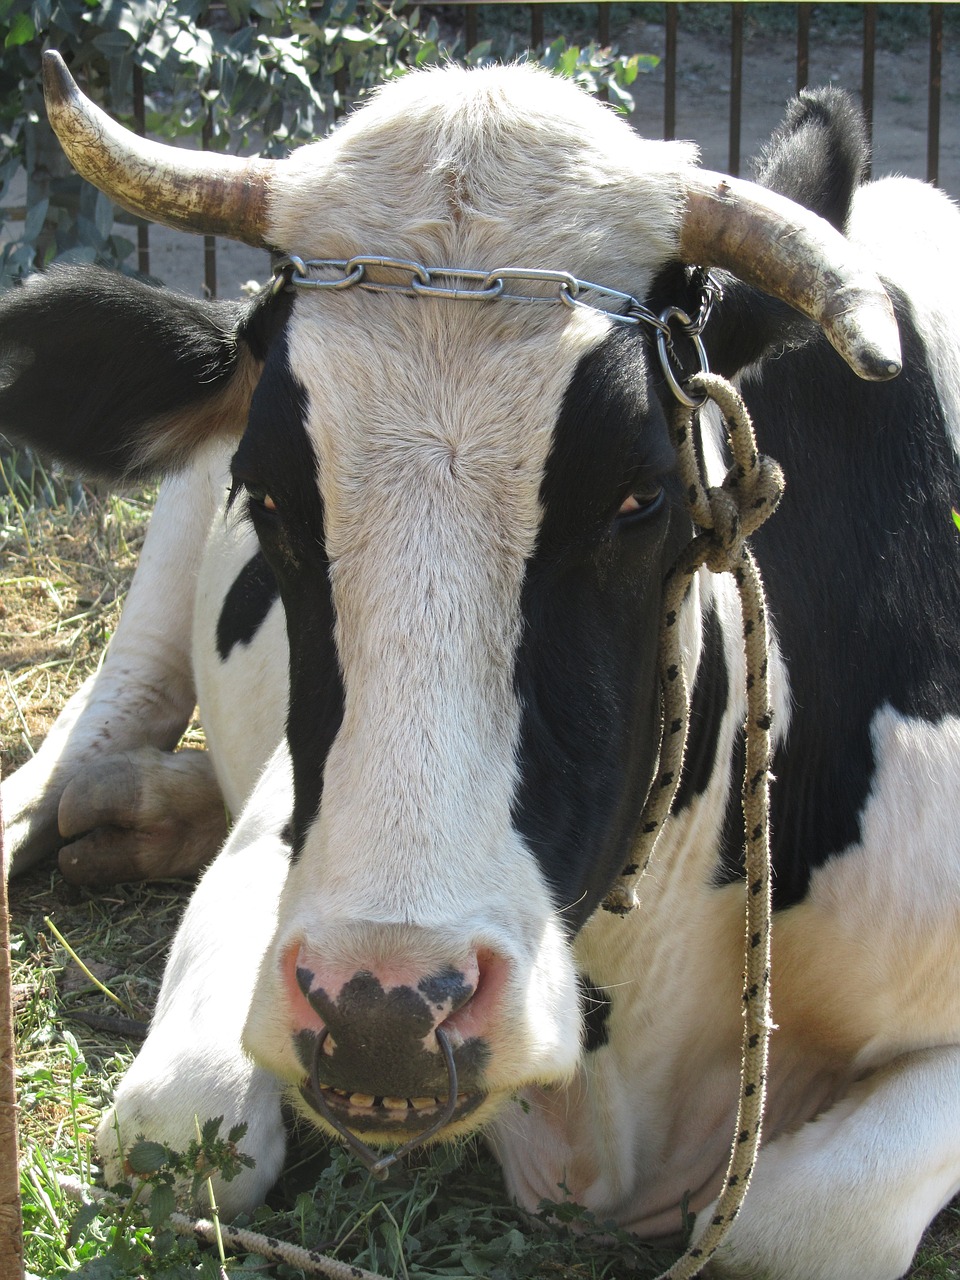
58, 1175, 383, 1280
603, 371, 782, 1279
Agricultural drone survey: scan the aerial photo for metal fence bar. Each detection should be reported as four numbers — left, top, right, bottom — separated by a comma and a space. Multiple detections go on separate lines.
861, 2, 876, 174
796, 3, 811, 93
929, 2, 943, 185
529, 2, 543, 49
131, 64, 150, 278
729, 3, 743, 177
664, 3, 677, 141
201, 107, 217, 299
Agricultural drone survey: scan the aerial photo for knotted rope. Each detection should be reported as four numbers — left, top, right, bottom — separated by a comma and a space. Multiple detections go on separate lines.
603, 371, 783, 1279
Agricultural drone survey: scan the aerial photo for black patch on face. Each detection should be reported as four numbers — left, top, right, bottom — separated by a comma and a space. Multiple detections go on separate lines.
578, 975, 611, 1053
215, 551, 280, 661
418, 968, 475, 1011
715, 286, 960, 906
294, 969, 487, 1098
512, 327, 691, 930
230, 325, 344, 856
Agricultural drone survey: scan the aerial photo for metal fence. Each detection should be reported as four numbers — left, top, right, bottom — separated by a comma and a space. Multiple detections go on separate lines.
127, 2, 953, 297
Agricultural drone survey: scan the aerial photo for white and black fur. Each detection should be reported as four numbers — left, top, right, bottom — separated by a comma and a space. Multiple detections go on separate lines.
4, 69, 960, 1280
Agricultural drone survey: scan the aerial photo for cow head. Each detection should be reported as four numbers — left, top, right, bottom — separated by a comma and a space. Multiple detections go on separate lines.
5, 54, 899, 1157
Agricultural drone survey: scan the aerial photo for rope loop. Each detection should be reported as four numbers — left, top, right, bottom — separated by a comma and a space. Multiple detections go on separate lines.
602, 371, 781, 1280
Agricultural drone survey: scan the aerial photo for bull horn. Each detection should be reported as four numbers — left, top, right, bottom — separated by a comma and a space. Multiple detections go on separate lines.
42, 50, 274, 247
680, 169, 901, 382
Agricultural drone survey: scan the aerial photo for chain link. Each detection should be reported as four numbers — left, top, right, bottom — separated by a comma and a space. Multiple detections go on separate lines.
273, 254, 721, 403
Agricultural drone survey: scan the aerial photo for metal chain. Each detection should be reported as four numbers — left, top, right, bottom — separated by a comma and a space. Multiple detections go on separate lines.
273, 254, 721, 347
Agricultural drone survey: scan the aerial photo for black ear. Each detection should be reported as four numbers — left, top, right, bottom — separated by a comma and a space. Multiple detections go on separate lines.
0, 265, 288, 480
649, 87, 872, 380
754, 86, 869, 235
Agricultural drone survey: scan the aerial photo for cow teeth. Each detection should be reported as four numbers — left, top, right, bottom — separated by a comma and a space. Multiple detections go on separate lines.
348, 1092, 376, 1107
381, 1096, 409, 1110
410, 1096, 436, 1110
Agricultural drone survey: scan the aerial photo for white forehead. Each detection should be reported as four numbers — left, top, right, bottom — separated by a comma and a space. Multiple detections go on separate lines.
267, 63, 698, 562
266, 63, 698, 291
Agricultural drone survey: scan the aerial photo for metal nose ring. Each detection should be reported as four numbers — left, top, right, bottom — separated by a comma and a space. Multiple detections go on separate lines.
306, 1025, 460, 1181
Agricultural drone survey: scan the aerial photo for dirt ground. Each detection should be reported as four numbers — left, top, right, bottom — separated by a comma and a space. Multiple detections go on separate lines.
137, 15, 959, 299
625, 13, 959, 191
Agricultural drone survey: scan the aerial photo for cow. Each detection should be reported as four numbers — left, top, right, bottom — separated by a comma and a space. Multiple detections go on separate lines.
3, 50, 960, 1280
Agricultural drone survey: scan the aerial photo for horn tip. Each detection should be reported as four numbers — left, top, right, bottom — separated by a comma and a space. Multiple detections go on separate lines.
42, 50, 74, 107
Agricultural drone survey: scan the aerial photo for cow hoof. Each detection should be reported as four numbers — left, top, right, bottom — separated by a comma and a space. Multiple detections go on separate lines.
56, 748, 228, 885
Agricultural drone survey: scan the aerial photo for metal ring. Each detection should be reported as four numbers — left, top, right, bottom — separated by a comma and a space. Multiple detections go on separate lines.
656, 306, 711, 408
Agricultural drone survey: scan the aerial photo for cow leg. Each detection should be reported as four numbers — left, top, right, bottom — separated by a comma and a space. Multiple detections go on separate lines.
98, 746, 292, 1215
3, 447, 227, 878
56, 747, 227, 885
700, 1045, 960, 1280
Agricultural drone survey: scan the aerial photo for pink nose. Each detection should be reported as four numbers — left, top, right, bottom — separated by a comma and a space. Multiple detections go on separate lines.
285, 944, 507, 1108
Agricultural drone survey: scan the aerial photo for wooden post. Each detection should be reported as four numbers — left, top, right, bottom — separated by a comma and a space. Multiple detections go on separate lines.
0, 775, 24, 1280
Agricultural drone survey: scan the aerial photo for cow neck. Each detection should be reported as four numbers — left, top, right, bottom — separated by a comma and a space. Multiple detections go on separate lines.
602, 371, 782, 1280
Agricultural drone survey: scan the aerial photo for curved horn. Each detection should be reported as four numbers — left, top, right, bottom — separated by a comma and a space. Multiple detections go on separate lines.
42, 50, 274, 247
681, 169, 901, 382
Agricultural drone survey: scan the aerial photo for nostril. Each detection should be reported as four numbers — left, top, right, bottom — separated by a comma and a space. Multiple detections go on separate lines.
441, 948, 510, 1044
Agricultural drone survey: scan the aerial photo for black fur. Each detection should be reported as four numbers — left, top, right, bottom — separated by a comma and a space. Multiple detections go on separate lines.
0, 266, 286, 479
754, 86, 869, 233
716, 288, 960, 905
229, 328, 344, 858
216, 551, 280, 661
512, 327, 692, 930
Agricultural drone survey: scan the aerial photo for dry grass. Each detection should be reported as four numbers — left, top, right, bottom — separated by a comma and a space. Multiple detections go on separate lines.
1, 490, 152, 776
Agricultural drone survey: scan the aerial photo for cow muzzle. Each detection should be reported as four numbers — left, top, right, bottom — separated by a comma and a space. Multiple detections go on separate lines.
286, 942, 508, 1168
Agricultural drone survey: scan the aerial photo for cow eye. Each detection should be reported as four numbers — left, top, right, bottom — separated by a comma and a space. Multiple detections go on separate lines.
616, 487, 664, 524
244, 482, 278, 515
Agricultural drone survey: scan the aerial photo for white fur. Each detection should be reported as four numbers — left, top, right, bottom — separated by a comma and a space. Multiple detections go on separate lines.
99, 745, 294, 1215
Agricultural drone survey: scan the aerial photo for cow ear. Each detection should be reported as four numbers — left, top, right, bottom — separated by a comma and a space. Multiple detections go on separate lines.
0, 264, 286, 480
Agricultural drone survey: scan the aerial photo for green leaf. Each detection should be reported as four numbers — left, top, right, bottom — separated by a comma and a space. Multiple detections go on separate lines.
953, 508, 960, 533
4, 12, 33, 47
149, 1179, 176, 1227
199, 1115, 224, 1145
125, 1139, 169, 1175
